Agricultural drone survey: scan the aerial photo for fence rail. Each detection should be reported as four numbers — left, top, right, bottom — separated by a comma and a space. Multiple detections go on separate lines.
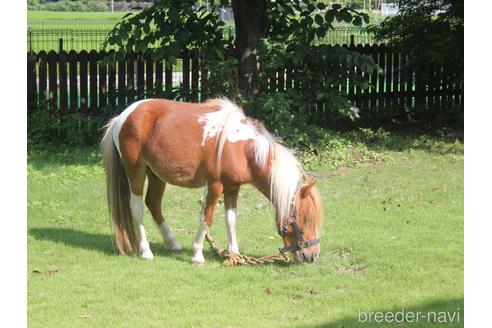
27, 46, 463, 121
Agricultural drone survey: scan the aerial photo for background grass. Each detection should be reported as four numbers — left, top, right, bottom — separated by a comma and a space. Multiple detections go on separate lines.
27, 130, 463, 327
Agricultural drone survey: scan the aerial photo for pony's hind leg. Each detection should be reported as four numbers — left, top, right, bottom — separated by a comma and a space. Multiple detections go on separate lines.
145, 171, 182, 251
126, 163, 154, 260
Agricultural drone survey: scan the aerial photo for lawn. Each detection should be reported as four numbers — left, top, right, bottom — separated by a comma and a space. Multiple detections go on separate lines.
28, 10, 128, 25
27, 130, 464, 327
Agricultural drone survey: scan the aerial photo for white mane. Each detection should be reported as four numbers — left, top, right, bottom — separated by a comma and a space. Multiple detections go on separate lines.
269, 143, 304, 225
199, 98, 304, 225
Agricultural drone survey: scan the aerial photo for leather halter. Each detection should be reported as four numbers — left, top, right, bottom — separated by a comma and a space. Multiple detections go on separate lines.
278, 185, 320, 254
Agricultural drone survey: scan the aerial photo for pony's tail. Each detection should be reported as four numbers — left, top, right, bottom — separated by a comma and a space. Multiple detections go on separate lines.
100, 119, 138, 254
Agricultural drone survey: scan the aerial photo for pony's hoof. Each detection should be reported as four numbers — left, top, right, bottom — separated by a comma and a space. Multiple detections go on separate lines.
167, 241, 183, 252
141, 250, 155, 260
191, 255, 205, 265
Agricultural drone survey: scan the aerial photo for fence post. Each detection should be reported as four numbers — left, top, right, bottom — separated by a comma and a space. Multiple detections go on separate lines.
59, 38, 63, 52
28, 27, 33, 52
350, 34, 355, 46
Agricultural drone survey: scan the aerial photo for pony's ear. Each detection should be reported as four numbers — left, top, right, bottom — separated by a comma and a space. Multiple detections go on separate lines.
300, 177, 316, 199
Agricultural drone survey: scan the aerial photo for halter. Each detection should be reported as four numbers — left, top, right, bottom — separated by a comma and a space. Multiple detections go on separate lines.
278, 184, 320, 254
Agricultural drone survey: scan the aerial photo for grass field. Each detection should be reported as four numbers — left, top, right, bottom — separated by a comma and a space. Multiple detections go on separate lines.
28, 10, 127, 25
27, 130, 463, 327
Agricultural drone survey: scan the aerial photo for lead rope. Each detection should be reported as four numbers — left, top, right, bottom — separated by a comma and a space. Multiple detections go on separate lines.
205, 231, 289, 266
199, 193, 289, 266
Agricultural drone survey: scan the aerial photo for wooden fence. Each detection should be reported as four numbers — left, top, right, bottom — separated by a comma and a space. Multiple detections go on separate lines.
27, 45, 463, 119
27, 49, 206, 114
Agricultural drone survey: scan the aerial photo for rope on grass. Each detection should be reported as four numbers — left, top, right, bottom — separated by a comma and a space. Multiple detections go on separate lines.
205, 231, 289, 266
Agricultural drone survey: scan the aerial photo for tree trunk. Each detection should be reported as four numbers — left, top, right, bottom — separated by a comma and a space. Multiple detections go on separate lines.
232, 0, 267, 98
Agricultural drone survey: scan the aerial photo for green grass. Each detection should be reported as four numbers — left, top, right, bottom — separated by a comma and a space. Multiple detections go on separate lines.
27, 130, 463, 327
28, 10, 128, 23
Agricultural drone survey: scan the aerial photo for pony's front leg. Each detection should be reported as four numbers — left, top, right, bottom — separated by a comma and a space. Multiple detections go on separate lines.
192, 182, 223, 264
224, 188, 240, 254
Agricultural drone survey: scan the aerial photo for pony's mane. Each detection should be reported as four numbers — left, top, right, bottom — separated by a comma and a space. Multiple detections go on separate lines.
204, 98, 306, 226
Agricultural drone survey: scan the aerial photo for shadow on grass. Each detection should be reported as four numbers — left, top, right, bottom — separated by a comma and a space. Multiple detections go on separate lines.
296, 297, 463, 328
27, 145, 102, 171
28, 227, 294, 267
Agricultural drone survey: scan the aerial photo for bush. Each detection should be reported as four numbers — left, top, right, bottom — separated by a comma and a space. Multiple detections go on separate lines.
27, 107, 121, 147
30, 0, 108, 12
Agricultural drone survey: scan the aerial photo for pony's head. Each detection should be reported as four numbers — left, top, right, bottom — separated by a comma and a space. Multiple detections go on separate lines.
277, 178, 323, 263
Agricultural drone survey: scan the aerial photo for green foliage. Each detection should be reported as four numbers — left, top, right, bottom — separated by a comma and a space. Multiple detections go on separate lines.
254, 1, 377, 123
369, 0, 463, 84
27, 107, 121, 147
103, 0, 237, 96
104, 0, 378, 121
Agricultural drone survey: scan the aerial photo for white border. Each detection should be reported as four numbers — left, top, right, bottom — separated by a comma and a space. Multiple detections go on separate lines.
0, 0, 27, 326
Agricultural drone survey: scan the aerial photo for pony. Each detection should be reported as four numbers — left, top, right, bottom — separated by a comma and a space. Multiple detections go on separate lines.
100, 98, 323, 264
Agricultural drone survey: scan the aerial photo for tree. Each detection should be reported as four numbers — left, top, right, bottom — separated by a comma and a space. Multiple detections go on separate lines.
104, 0, 375, 120
370, 0, 463, 84
231, 0, 267, 96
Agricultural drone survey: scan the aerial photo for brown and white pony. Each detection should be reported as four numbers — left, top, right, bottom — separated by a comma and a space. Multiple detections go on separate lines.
100, 98, 323, 263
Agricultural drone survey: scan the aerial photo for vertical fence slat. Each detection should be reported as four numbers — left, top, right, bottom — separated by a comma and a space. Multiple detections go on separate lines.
136, 52, 145, 99
108, 50, 116, 107
368, 45, 379, 111
164, 61, 172, 99
378, 45, 387, 111
99, 51, 107, 110
285, 63, 293, 90
38, 51, 48, 110
392, 51, 401, 112
386, 49, 394, 112
27, 52, 37, 111
47, 50, 58, 112
156, 60, 164, 97
118, 51, 126, 106
89, 50, 98, 113
200, 62, 208, 101
59, 51, 68, 113
145, 53, 154, 97
277, 68, 285, 93
68, 50, 78, 111
126, 52, 135, 103
191, 50, 199, 102
182, 50, 190, 101
79, 51, 88, 113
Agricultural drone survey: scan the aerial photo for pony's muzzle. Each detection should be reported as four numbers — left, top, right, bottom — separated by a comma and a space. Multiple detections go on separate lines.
295, 248, 320, 263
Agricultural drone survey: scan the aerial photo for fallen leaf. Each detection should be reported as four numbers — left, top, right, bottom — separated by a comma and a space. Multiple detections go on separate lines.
290, 295, 302, 302
33, 269, 58, 276
266, 287, 272, 295
432, 184, 443, 191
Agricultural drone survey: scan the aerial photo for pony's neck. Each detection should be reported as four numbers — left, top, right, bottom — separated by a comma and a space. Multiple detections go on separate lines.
250, 148, 303, 225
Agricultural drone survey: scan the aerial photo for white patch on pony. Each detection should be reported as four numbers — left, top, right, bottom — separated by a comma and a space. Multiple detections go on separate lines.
198, 98, 273, 169
112, 99, 152, 155
191, 214, 207, 264
130, 192, 154, 260
199, 102, 256, 143
225, 208, 239, 254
